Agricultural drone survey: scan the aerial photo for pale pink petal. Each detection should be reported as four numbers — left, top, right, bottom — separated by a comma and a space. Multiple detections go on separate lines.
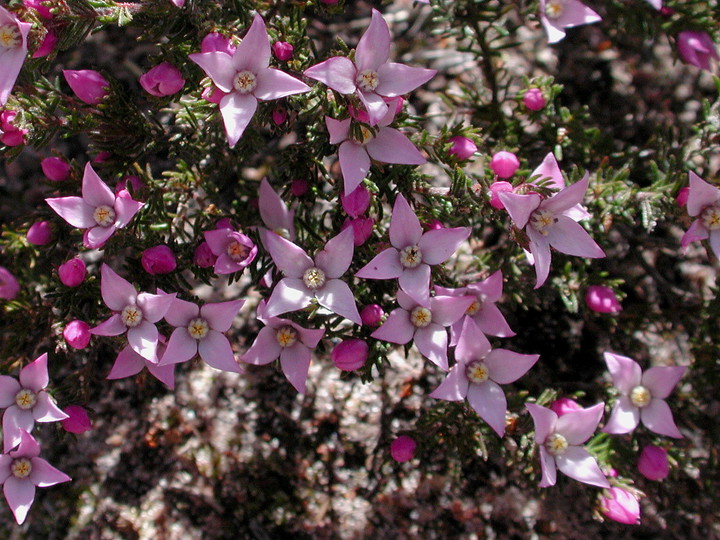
100, 264, 137, 311
375, 63, 436, 96
455, 317, 492, 364
603, 396, 639, 434
81, 163, 115, 207
19, 353, 48, 392
0, 18, 30, 106
231, 14, 271, 73
687, 171, 720, 217
467, 380, 507, 437
417, 227, 470, 265
3, 408, 33, 452
357, 90, 389, 126
4, 476, 35, 525
90, 314, 127, 337
526, 228, 552, 289
146, 362, 176, 389
498, 192, 542, 229
681, 219, 708, 251
219, 92, 258, 148
203, 227, 231, 255
0, 376, 20, 408
12, 428, 40, 458
338, 141, 371, 196
365, 128, 426, 165
241, 327, 282, 365
315, 227, 355, 278
325, 117, 350, 145
188, 51, 235, 92
555, 446, 610, 488
263, 231, 313, 278
127, 321, 159, 362
158, 327, 198, 365
113, 196, 144, 228
280, 344, 311, 393
137, 292, 176, 323
429, 295, 475, 327
198, 330, 241, 372
429, 365, 469, 401
641, 399, 682, 438
371, 308, 414, 344
355, 247, 403, 279
546, 216, 605, 258
264, 278, 313, 319
389, 194, 423, 249
84, 224, 116, 249
414, 323, 449, 371
485, 349, 539, 384
398, 264, 431, 307
396, 289, 417, 311
201, 300, 244, 332
355, 9, 391, 72
642, 366, 686, 399
555, 402, 604, 445
254, 68, 310, 100
530, 153, 564, 190
259, 178, 295, 239
537, 446, 557, 488
45, 197, 96, 228
472, 303, 515, 338
107, 347, 144, 379
603, 352, 642, 394
29, 457, 70, 487
32, 392, 68, 422
542, 175, 590, 215
163, 297, 199, 327
526, 403, 557, 444
304, 56, 357, 94
315, 279, 362, 324
709, 231, 720, 259
0, 455, 11, 484
296, 324, 325, 349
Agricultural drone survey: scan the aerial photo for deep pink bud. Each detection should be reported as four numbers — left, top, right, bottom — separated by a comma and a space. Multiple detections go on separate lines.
676, 186, 690, 207
139, 62, 185, 97
523, 88, 547, 111
93, 151, 111, 163
63, 70, 109, 105
659, 6, 675, 16
272, 41, 294, 61
677, 31, 719, 72
141, 245, 177, 275
599, 488, 640, 525
58, 258, 86, 287
41, 156, 71, 181
32, 29, 58, 58
360, 304, 384, 326
585, 285, 622, 314
0, 111, 25, 147
638, 445, 669, 481
423, 219, 444, 231
488, 181, 514, 209
341, 217, 374, 246
116, 175, 144, 195
202, 85, 226, 104
61, 405, 92, 434
490, 151, 520, 179
201, 32, 236, 55
0, 266, 19, 300
272, 108, 287, 126
390, 435, 417, 462
291, 178, 309, 197
194, 241, 217, 268
549, 397, 582, 417
332, 339, 369, 371
26, 221, 53, 245
448, 136, 477, 161
25, 0, 54, 18
320, 0, 338, 4
341, 185, 371, 217
63, 320, 91, 349
215, 218, 233, 230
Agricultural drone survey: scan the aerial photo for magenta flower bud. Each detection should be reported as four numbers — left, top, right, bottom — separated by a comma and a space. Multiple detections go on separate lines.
63, 320, 91, 349
202, 85, 226, 104
141, 245, 177, 275
272, 41, 294, 61
193, 241, 217, 268
201, 32, 236, 55
523, 88, 547, 111
25, 0, 54, 18
488, 181, 513, 209
291, 178, 309, 197
93, 151, 111, 163
549, 397, 582, 417
63, 70, 109, 105
677, 31, 719, 72
32, 29, 58, 58
448, 136, 477, 161
41, 156, 71, 181
599, 488, 640, 525
390, 435, 417, 463
585, 285, 622, 314
490, 151, 520, 179
0, 266, 19, 300
0, 111, 26, 147
360, 304, 384, 326
58, 258, 86, 287
26, 221, 52, 245
272, 107, 287, 126
320, 0, 338, 4
341, 185, 371, 218
423, 219, 444, 231
341, 217, 374, 246
139, 62, 185, 97
116, 175, 144, 196
61, 405, 92, 434
638, 445, 669, 481
676, 186, 690, 207
215, 218, 233, 230
332, 339, 369, 371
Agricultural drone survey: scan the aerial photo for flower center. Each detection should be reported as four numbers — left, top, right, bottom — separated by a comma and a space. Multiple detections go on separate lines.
233, 70, 257, 94
359, 125, 374, 144
93, 205, 116, 227
545, 432, 569, 456
399, 245, 423, 269
187, 317, 209, 340
121, 304, 143, 328
227, 241, 249, 262
701, 205, 720, 230
529, 208, 557, 236
630, 385, 652, 408
276, 326, 298, 348
465, 299, 482, 316
0, 25, 21, 49
545, 0, 565, 19
465, 360, 490, 384
11, 458, 32, 479
302, 267, 326, 290
14, 389, 36, 410
356, 69, 379, 92
410, 306, 432, 328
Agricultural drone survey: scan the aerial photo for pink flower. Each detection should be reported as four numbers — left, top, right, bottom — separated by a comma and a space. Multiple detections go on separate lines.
0, 110, 26, 146
61, 405, 92, 434
63, 320, 91, 349
681, 171, 720, 257
304, 9, 436, 126
526, 402, 610, 488
193, 241, 216, 268
325, 104, 426, 195
264, 227, 361, 324
637, 445, 669, 481
41, 156, 71, 181
332, 339, 368, 371
549, 397, 582, 417
341, 185, 372, 218
390, 435, 417, 462
539, 0, 602, 44
523, 88, 547, 111
107, 341, 175, 389
272, 107, 287, 125
490, 151, 520, 179
585, 285, 622, 314
189, 14, 310, 147
603, 352, 685, 438
272, 41, 294, 61
46, 162, 144, 249
0, 430, 70, 524
488, 181, 514, 210
24, 0, 54, 19
356, 194, 471, 307
201, 32, 236, 55
372, 290, 473, 371
0, 266, 19, 299
676, 186, 689, 207
141, 245, 177, 275
139, 62, 185, 97
0, 6, 31, 106
32, 29, 57, 58
341, 217, 374, 246
58, 257, 86, 287
360, 304, 384, 326
448, 136, 477, 161
430, 317, 538, 436
0, 353, 68, 452
158, 297, 244, 373
63, 69, 109, 105
90, 264, 176, 362
599, 487, 641, 525
26, 221, 52, 245
258, 178, 296, 244
677, 31, 718, 71
203, 228, 257, 275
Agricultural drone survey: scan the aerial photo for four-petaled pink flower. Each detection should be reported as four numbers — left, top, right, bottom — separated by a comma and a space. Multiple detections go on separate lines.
258, 177, 296, 244
203, 227, 258, 275
499, 174, 604, 289
603, 352, 685, 438
0, 6, 31, 106
90, 264, 176, 362
158, 297, 244, 373
371, 290, 474, 371
681, 171, 720, 258
241, 302, 325, 394
304, 9, 436, 126
526, 402, 610, 488
430, 318, 538, 436
107, 342, 176, 389
46, 162, 144, 249
356, 194, 471, 307
0, 430, 70, 524
264, 226, 362, 324
539, 0, 602, 44
189, 14, 310, 147
0, 353, 68, 452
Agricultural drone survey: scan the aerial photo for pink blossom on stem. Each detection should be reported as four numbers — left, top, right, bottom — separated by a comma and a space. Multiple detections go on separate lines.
26, 221, 52, 245
585, 285, 622, 314
141, 245, 177, 275
203, 228, 257, 275
539, 0, 602, 44
341, 217, 374, 246
489, 181, 514, 210
360, 304, 384, 326
390, 435, 417, 462
677, 31, 718, 72
332, 339, 369, 371
24, 0, 54, 19
448, 136, 477, 161
681, 171, 720, 257
272, 107, 287, 125
599, 487, 641, 525
41, 157, 71, 181
0, 6, 31, 106
107, 340, 175, 389
341, 185, 372, 218
193, 241, 217, 268
0, 266, 19, 299
58, 257, 86, 287
32, 29, 57, 58
523, 88, 547, 111
549, 397, 582, 417
676, 186, 689, 207
63, 320, 91, 349
63, 70, 109, 105
637, 445, 669, 481
61, 405, 92, 434
258, 178, 296, 245
490, 151, 520, 179
0, 110, 26, 146
139, 62, 185, 97
272, 41, 294, 61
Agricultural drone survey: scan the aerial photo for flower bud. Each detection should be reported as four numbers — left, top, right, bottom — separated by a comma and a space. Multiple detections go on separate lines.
677, 31, 719, 72
341, 185, 371, 218
63, 70, 109, 105
202, 86, 226, 104
58, 258, 86, 287
32, 29, 58, 58
332, 339, 369, 371
41, 156, 71, 181
676, 186, 689, 207
448, 136, 477, 161
116, 175, 144, 196
585, 285, 622, 314
0, 266, 19, 300
0, 111, 26, 147
25, 0, 54, 18
93, 151, 111, 163
549, 397, 582, 417
291, 178, 309, 197
201, 32, 236, 55
523, 88, 547, 111
194, 241, 217, 268
638, 445, 669, 481
272, 41, 294, 61
342, 218, 374, 246
490, 151, 520, 179
141, 245, 177, 275
139, 62, 185, 97
272, 107, 287, 126
424, 219, 444, 231
360, 304, 384, 326
63, 320, 91, 349
390, 435, 417, 462
599, 488, 640, 525
61, 405, 92, 434
488, 181, 513, 209
215, 218, 234, 230
26, 221, 52, 245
